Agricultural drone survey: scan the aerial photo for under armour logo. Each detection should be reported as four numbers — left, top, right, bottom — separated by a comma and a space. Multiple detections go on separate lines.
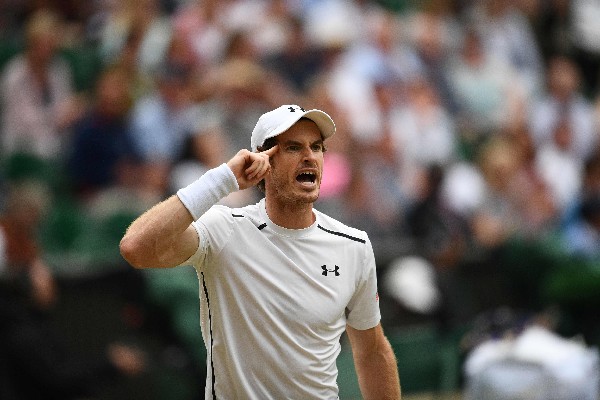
322, 265, 340, 276
288, 106, 306, 113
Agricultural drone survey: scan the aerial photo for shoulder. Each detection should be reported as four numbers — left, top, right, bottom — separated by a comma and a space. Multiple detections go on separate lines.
314, 209, 368, 245
229, 202, 265, 227
196, 203, 264, 251
202, 202, 261, 225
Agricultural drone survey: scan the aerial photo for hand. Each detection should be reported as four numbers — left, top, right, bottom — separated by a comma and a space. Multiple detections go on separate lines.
107, 343, 146, 376
227, 146, 278, 190
29, 258, 57, 310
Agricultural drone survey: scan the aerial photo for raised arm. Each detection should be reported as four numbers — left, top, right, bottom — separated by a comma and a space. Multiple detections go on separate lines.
346, 323, 401, 400
119, 146, 278, 269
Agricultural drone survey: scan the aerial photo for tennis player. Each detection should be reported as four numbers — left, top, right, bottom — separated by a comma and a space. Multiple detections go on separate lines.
120, 104, 401, 399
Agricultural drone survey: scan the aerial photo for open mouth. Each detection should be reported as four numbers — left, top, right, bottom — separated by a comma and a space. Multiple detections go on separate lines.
296, 171, 317, 185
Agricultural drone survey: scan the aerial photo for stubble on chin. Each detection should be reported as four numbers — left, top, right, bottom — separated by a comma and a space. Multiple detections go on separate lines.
268, 180, 320, 208
279, 190, 319, 207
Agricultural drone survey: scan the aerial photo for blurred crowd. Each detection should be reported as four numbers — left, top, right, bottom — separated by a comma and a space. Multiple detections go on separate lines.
2, 0, 600, 398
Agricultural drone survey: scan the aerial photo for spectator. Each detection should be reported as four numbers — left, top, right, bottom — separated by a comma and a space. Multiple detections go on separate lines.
340, 7, 421, 88
471, 136, 556, 249
447, 28, 520, 153
219, 0, 293, 60
99, 0, 172, 78
561, 152, 600, 259
171, 0, 232, 68
0, 8, 84, 160
129, 59, 228, 198
208, 29, 294, 152
570, 0, 600, 97
527, 0, 576, 65
529, 55, 598, 160
0, 181, 145, 400
66, 65, 142, 202
561, 193, 600, 260
465, 0, 544, 99
534, 116, 584, 214
264, 15, 326, 93
387, 77, 458, 202
407, 2, 463, 114
404, 164, 474, 329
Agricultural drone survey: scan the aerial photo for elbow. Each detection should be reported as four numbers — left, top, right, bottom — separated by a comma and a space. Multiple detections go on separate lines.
119, 234, 148, 269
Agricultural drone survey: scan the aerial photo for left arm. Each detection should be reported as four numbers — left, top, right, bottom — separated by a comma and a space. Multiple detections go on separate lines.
346, 323, 401, 400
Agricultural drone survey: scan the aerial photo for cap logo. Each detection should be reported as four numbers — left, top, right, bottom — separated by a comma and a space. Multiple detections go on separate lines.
288, 106, 306, 113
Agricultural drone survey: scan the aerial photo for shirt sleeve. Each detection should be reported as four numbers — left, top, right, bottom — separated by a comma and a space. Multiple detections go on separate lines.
177, 221, 207, 268
345, 235, 381, 330
177, 205, 234, 270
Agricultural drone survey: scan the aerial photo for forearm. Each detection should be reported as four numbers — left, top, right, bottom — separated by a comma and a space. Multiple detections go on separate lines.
354, 339, 401, 400
348, 325, 401, 400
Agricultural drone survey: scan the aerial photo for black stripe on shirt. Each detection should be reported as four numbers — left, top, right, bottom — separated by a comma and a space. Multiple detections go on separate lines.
317, 224, 366, 243
200, 272, 217, 399
232, 213, 267, 231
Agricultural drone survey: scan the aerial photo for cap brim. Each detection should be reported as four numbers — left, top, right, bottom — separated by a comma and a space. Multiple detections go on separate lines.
303, 109, 336, 140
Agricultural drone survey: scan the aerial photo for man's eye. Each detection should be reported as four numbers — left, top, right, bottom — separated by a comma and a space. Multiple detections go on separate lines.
287, 145, 301, 151
312, 144, 323, 152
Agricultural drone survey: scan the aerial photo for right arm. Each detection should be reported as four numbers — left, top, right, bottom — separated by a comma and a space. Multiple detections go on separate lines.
119, 146, 277, 269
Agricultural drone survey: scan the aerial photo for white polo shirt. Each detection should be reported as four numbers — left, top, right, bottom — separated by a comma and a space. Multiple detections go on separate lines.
184, 198, 381, 399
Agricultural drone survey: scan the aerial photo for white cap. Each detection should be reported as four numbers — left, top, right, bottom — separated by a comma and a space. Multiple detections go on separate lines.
250, 105, 336, 151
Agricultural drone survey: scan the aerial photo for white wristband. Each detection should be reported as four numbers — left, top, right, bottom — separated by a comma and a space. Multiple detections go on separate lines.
176, 163, 239, 220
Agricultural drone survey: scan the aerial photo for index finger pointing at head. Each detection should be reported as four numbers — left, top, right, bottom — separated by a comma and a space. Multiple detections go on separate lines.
262, 144, 279, 157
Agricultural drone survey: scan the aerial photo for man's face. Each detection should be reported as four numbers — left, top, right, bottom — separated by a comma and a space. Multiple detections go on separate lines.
265, 119, 325, 206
